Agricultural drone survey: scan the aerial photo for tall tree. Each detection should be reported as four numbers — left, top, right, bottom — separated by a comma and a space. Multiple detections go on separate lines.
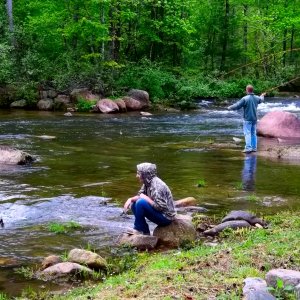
6, 0, 13, 33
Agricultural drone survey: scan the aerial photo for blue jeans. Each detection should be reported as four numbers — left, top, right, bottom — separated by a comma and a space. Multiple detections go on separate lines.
131, 198, 172, 235
243, 120, 257, 151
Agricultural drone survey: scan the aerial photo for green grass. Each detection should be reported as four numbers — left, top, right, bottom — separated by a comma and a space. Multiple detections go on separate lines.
234, 181, 243, 190
47, 221, 82, 234
0, 293, 9, 300
15, 266, 35, 279
197, 179, 206, 187
246, 194, 259, 202
48, 210, 300, 300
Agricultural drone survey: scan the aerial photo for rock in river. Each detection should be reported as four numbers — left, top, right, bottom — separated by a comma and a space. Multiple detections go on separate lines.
0, 145, 34, 165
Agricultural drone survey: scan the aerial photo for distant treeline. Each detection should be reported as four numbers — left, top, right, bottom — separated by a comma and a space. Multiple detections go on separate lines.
1, 0, 300, 107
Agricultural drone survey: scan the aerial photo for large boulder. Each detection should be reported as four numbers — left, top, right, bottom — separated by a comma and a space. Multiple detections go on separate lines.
95, 99, 119, 113
68, 249, 107, 269
0, 146, 34, 165
123, 89, 150, 111
153, 214, 197, 248
54, 95, 71, 110
123, 97, 146, 111
37, 99, 54, 111
128, 89, 150, 106
242, 277, 276, 299
10, 99, 27, 109
115, 99, 127, 112
70, 88, 100, 103
39, 90, 57, 99
266, 269, 300, 289
257, 111, 300, 138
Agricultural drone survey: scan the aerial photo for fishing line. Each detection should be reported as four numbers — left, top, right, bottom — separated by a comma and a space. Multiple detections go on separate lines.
223, 48, 300, 77
263, 76, 300, 94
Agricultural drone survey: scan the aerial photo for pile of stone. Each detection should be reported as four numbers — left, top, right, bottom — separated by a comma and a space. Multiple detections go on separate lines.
10, 88, 151, 114
37, 249, 107, 281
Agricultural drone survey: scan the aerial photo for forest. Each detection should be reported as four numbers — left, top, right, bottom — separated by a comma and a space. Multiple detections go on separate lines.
1, 0, 300, 107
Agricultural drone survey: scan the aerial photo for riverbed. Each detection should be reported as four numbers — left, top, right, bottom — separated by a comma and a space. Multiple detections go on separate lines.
1, 97, 300, 296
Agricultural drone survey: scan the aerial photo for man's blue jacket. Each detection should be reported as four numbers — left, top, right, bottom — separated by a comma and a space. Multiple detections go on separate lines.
228, 93, 264, 121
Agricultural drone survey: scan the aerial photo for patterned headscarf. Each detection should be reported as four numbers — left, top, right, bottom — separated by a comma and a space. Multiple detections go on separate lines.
137, 162, 157, 186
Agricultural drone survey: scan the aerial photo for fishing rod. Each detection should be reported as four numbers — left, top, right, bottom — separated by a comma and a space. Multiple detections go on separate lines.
263, 76, 300, 94
223, 48, 300, 77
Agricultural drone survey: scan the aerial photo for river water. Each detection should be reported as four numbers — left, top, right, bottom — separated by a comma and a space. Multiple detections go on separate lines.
1, 98, 300, 296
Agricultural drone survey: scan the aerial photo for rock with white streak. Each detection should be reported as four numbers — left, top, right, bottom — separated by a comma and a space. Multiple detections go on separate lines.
0, 146, 34, 165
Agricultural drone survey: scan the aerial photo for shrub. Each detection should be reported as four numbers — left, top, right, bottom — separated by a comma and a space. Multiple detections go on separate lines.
76, 98, 97, 112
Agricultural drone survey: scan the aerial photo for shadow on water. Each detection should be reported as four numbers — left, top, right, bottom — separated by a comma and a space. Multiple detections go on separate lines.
0, 98, 300, 296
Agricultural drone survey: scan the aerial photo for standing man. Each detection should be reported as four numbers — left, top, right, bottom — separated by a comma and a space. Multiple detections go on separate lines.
228, 85, 266, 153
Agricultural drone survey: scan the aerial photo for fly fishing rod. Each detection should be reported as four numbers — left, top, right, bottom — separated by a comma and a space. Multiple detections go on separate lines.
263, 76, 300, 94
223, 48, 300, 78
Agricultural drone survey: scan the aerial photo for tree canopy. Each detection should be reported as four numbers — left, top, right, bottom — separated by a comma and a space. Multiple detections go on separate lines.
1, 0, 300, 104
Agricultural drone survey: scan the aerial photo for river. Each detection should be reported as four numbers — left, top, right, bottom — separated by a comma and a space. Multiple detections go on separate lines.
1, 97, 300, 296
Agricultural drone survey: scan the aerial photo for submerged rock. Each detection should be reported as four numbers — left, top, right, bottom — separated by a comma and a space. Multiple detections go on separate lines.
0, 145, 34, 165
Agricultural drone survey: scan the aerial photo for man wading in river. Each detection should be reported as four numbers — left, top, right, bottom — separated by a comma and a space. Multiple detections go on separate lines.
227, 85, 266, 154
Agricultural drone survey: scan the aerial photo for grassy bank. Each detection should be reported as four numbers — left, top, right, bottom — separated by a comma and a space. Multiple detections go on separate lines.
15, 210, 297, 300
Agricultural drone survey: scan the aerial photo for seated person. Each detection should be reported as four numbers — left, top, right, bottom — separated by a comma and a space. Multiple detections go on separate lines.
124, 162, 176, 235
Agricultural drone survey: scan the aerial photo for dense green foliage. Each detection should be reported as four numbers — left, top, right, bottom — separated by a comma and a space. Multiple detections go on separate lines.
1, 0, 300, 105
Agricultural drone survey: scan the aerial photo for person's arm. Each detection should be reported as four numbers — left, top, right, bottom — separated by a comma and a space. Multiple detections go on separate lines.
150, 187, 171, 212
123, 195, 139, 211
228, 98, 245, 110
140, 193, 155, 206
259, 92, 266, 103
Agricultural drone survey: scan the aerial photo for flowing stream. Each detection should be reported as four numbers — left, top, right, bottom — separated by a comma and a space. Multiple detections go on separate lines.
1, 97, 300, 296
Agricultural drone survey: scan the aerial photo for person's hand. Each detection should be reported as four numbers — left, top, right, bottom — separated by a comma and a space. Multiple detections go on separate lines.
261, 92, 266, 97
124, 198, 132, 211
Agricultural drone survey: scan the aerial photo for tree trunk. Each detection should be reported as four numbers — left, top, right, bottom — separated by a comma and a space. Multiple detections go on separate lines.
289, 25, 295, 63
282, 29, 287, 66
6, 0, 14, 33
220, 0, 229, 71
100, 2, 105, 60
108, 1, 120, 61
242, 5, 248, 75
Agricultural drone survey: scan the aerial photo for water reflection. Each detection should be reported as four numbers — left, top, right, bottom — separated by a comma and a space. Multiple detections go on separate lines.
242, 154, 257, 191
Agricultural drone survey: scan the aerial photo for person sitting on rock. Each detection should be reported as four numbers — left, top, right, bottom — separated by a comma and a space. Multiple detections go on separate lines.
123, 162, 176, 235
